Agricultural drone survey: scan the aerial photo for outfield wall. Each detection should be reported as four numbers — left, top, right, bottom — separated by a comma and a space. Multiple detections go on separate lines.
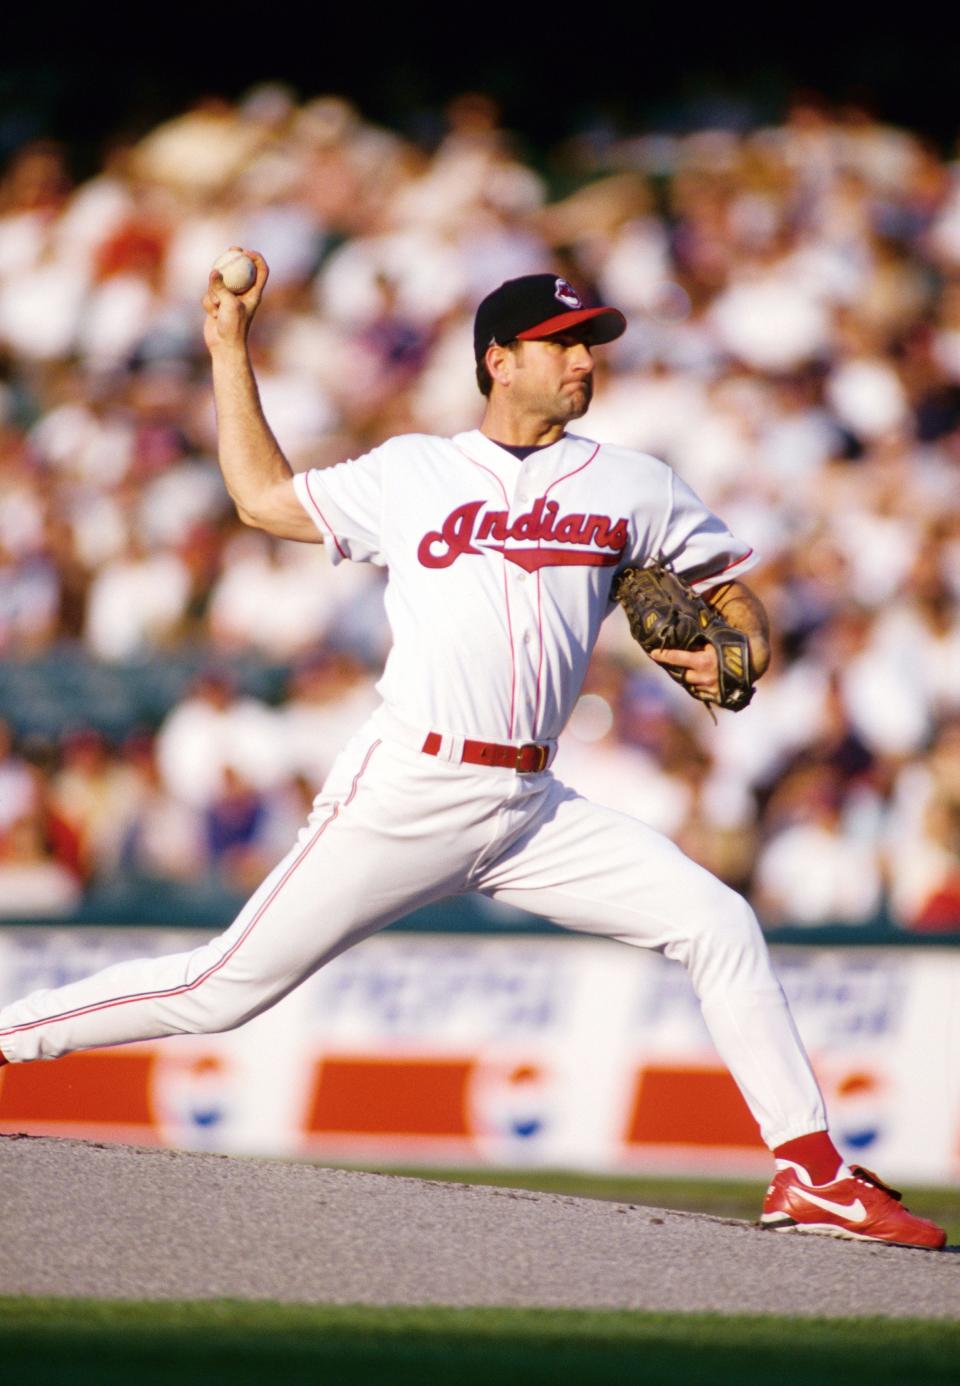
1, 925, 957, 1184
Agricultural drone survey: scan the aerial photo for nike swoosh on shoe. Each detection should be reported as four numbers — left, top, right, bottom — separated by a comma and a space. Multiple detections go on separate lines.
794, 1190, 868, 1221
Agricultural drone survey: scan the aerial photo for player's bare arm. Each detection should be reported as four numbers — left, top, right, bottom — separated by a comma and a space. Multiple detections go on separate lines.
202, 250, 321, 543
649, 580, 770, 700
705, 580, 770, 672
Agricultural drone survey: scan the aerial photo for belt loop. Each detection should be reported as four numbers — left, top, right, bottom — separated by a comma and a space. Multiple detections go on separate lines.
426, 732, 462, 764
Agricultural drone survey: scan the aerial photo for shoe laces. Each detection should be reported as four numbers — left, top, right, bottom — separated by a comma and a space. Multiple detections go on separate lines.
850, 1166, 903, 1202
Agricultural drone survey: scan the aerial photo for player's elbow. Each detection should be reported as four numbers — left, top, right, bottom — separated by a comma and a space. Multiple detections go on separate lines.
234, 499, 265, 529
230, 479, 283, 531
230, 478, 321, 543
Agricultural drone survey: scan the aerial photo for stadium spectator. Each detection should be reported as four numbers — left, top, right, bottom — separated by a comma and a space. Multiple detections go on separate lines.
278, 650, 380, 792
0, 720, 36, 831
0, 810, 82, 917
155, 671, 284, 810
114, 731, 206, 883
754, 766, 884, 925
49, 729, 141, 880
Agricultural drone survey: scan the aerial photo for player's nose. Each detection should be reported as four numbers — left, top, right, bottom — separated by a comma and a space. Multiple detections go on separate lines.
567, 341, 594, 372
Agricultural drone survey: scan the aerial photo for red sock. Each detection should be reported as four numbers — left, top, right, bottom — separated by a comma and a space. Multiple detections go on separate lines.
773, 1131, 844, 1184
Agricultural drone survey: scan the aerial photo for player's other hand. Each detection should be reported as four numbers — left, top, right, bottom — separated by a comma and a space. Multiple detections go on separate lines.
202, 249, 269, 354
649, 645, 720, 701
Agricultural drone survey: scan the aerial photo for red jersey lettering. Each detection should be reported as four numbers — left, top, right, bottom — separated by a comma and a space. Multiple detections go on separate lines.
476, 511, 510, 542
417, 500, 485, 568
418, 498, 627, 569
553, 514, 587, 543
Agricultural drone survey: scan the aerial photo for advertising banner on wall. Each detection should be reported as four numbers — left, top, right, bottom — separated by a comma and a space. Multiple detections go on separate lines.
0, 926, 957, 1183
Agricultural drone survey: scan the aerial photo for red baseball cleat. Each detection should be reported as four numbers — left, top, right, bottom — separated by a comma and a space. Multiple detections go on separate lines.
760, 1163, 947, 1249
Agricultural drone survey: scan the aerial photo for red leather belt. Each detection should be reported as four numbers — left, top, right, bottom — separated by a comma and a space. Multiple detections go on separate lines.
421, 731, 550, 774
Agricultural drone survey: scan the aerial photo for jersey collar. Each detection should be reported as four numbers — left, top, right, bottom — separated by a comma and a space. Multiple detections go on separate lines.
455, 429, 573, 474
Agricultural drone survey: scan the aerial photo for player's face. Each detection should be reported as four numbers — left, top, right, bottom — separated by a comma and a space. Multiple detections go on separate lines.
509, 332, 595, 423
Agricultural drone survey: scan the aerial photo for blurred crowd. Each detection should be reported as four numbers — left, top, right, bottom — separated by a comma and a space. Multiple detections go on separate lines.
1, 86, 960, 929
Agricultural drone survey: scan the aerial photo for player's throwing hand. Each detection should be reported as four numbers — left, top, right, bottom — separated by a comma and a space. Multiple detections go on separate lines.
202, 247, 268, 354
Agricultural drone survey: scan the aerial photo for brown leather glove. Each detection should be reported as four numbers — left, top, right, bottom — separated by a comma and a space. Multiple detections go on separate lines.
613, 561, 755, 712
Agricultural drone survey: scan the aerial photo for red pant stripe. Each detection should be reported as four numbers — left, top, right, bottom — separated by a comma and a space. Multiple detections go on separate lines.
0, 740, 383, 1039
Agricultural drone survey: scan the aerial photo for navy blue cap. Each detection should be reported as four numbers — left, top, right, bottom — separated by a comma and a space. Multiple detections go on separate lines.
474, 274, 626, 363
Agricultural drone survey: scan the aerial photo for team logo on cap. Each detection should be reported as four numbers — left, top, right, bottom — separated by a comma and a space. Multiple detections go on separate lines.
554, 278, 582, 309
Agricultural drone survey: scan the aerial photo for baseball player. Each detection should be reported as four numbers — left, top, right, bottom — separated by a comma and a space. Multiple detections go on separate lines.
0, 260, 945, 1249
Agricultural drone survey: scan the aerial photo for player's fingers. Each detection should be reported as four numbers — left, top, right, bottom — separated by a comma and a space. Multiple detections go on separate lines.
650, 647, 718, 689
204, 271, 234, 319
238, 250, 269, 306
649, 648, 703, 669
246, 249, 269, 286
208, 251, 268, 316
204, 277, 244, 337
209, 264, 251, 299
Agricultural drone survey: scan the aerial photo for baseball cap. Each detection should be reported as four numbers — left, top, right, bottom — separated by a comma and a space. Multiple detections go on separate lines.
473, 274, 626, 363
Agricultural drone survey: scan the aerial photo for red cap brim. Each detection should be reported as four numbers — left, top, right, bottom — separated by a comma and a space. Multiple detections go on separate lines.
516, 306, 626, 344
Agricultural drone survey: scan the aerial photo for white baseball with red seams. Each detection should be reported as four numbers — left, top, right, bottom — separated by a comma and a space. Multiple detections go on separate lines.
0, 426, 826, 1151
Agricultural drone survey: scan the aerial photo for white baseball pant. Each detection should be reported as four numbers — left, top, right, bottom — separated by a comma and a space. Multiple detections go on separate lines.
0, 718, 826, 1149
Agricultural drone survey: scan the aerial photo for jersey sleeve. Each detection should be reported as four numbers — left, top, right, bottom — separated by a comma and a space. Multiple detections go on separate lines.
653, 470, 757, 592
292, 446, 385, 566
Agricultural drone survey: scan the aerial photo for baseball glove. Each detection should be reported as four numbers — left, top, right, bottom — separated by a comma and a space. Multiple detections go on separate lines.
613, 561, 755, 712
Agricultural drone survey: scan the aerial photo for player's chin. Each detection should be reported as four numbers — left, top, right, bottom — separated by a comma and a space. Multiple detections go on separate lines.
561, 384, 592, 418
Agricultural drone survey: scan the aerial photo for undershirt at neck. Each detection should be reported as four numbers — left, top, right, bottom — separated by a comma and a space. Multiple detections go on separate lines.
490, 439, 561, 461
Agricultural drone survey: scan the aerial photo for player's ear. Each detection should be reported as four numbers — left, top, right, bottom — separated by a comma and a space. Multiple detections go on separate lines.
486, 341, 519, 389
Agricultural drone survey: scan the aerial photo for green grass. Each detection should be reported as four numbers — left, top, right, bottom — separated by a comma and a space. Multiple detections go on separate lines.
6, 1171, 957, 1381
363, 1166, 960, 1245
2, 1300, 959, 1386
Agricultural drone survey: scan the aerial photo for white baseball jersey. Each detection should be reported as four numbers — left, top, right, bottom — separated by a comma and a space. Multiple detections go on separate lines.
292, 429, 756, 743
1, 424, 829, 1156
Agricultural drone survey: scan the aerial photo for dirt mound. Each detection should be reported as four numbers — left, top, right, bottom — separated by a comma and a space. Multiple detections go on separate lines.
3, 1134, 957, 1316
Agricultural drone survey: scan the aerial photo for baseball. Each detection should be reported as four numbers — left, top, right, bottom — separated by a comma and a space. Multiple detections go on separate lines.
212, 249, 256, 295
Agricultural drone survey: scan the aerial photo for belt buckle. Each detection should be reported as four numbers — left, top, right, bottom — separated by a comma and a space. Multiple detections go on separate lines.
516, 743, 548, 774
